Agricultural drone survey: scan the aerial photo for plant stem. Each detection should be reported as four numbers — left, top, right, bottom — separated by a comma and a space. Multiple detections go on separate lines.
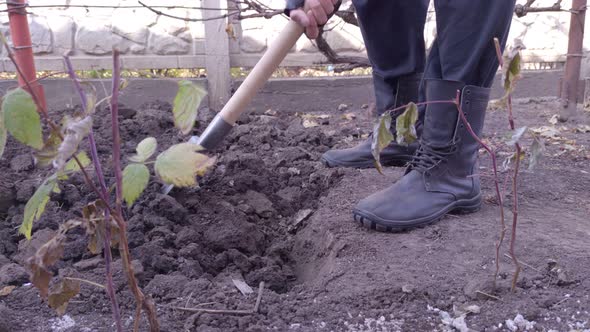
110, 50, 123, 216
494, 37, 522, 292
453, 92, 506, 286
110, 49, 160, 332
64, 55, 122, 332
507, 96, 523, 292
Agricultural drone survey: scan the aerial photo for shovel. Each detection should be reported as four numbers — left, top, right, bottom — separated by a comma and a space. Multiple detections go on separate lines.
162, 20, 305, 194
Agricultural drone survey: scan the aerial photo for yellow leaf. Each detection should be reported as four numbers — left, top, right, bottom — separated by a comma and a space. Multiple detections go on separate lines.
155, 143, 216, 187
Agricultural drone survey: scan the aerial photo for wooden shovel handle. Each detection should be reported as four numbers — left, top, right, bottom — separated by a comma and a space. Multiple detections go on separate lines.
217, 20, 305, 124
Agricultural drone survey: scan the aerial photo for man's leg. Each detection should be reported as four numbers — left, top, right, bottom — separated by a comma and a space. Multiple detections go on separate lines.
321, 0, 429, 168
353, 0, 516, 231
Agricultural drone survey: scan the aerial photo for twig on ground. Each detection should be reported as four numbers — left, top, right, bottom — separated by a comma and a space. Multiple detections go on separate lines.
475, 290, 502, 301
166, 282, 265, 316
64, 277, 106, 290
503, 254, 542, 273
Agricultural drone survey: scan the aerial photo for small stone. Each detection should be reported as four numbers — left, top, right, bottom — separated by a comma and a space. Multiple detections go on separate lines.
337, 103, 348, 112
402, 284, 415, 294
118, 107, 137, 119
237, 203, 254, 215
361, 104, 369, 109
244, 190, 274, 218
15, 181, 35, 203
149, 194, 188, 223
73, 256, 103, 271
10, 154, 34, 172
0, 263, 28, 286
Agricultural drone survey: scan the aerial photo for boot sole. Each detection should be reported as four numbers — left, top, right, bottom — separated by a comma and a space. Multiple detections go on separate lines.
321, 154, 413, 169
352, 194, 482, 232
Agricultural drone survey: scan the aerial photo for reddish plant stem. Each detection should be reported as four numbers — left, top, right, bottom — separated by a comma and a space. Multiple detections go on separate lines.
506, 96, 523, 291
109, 49, 160, 332
110, 50, 123, 216
453, 92, 507, 285
63, 56, 122, 332
494, 37, 522, 291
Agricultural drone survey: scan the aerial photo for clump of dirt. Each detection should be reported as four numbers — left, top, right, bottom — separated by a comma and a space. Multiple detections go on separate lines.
0, 101, 343, 331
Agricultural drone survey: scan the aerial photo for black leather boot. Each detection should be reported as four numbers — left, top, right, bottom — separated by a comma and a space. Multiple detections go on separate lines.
352, 80, 490, 231
321, 73, 422, 168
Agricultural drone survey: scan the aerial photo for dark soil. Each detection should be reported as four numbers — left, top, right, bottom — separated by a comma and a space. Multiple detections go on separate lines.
1, 86, 589, 332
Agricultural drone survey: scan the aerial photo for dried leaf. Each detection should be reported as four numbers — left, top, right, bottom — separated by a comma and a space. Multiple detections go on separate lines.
371, 113, 394, 174
119, 78, 129, 91
53, 116, 93, 170
1, 88, 43, 150
21, 174, 59, 239
531, 126, 560, 139
33, 128, 63, 167
0, 285, 16, 296
129, 137, 157, 163
27, 220, 81, 298
122, 163, 150, 206
395, 102, 419, 146
48, 278, 80, 316
528, 133, 545, 170
575, 124, 590, 133
502, 150, 526, 171
155, 143, 216, 187
83, 200, 120, 254
225, 23, 236, 40
80, 82, 97, 114
507, 126, 527, 146
341, 112, 356, 121
548, 114, 559, 125
173, 81, 207, 135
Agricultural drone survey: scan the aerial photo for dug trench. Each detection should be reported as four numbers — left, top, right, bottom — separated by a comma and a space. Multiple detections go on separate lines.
1, 92, 590, 331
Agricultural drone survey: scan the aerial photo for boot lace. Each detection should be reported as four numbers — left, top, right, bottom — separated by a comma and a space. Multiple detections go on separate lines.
409, 142, 458, 172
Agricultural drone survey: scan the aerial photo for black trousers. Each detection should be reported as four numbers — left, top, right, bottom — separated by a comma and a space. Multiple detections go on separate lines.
352, 0, 517, 89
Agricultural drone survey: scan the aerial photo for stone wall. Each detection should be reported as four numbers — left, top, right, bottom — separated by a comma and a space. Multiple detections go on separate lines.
0, 0, 588, 73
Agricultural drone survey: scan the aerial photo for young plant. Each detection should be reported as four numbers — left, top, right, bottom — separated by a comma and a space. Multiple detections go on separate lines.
0, 37, 215, 331
370, 39, 544, 292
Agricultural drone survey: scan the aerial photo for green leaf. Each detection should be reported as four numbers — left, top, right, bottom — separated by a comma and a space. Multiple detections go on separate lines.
64, 151, 91, 172
1, 88, 43, 150
122, 163, 150, 206
528, 133, 545, 170
172, 80, 207, 135
502, 42, 524, 96
48, 278, 80, 316
54, 116, 93, 169
0, 111, 6, 159
129, 137, 157, 163
371, 113, 394, 174
155, 143, 216, 187
507, 126, 527, 146
395, 102, 419, 146
21, 175, 59, 239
